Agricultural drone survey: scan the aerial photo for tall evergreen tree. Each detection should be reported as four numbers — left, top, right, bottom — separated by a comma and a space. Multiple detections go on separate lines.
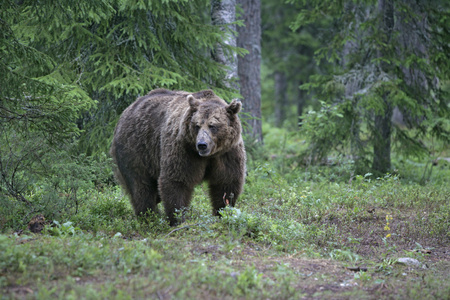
293, 0, 450, 175
373, 0, 395, 173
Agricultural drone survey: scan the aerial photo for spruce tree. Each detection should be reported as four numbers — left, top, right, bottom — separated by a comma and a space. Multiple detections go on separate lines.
292, 0, 450, 175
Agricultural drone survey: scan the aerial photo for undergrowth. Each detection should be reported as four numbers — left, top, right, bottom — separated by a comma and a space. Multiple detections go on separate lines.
1, 128, 449, 299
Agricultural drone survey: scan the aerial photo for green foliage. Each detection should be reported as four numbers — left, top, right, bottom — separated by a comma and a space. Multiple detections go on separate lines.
219, 206, 262, 238
89, 190, 132, 220
1, 155, 449, 298
44, 221, 81, 237
261, 0, 326, 127
0, 232, 164, 285
0, 143, 114, 229
235, 266, 263, 295
290, 0, 450, 173
329, 249, 360, 263
0, 1, 96, 141
300, 100, 354, 162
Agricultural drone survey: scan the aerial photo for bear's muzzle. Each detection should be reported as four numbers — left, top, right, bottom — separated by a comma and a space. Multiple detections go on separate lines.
196, 129, 213, 156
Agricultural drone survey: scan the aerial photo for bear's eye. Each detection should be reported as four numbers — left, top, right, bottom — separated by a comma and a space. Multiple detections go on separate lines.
209, 125, 218, 133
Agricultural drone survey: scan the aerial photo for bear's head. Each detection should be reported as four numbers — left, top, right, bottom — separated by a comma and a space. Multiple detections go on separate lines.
187, 94, 242, 157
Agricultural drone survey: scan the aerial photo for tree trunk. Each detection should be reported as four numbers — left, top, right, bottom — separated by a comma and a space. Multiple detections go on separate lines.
373, 0, 394, 174
237, 0, 263, 143
211, 0, 238, 88
274, 71, 287, 127
297, 80, 305, 126
373, 98, 393, 173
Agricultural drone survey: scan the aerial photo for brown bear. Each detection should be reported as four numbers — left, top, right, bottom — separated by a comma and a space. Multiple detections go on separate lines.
110, 89, 246, 226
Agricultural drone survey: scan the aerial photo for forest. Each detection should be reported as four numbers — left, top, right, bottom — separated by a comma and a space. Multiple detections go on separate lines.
1, 0, 449, 298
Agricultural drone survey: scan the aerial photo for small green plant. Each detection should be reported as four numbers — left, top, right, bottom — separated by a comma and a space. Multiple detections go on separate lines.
329, 249, 360, 263
354, 271, 372, 283
44, 221, 80, 236
219, 206, 261, 240
236, 266, 263, 295
403, 242, 432, 260
376, 258, 397, 275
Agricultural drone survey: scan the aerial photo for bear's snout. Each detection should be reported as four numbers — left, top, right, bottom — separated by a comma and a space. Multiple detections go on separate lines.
196, 129, 213, 156
196, 139, 211, 156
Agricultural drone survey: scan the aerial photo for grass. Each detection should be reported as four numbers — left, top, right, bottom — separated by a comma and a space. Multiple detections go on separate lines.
1, 154, 449, 299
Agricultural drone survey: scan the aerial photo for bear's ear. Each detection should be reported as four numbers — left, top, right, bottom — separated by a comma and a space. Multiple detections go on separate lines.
227, 99, 241, 115
188, 95, 200, 111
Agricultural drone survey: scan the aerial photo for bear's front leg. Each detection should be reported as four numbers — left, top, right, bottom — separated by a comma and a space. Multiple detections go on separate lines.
207, 147, 245, 216
158, 179, 194, 226
208, 182, 243, 216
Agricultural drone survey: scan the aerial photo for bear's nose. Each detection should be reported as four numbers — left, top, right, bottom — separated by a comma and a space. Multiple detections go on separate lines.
197, 142, 208, 151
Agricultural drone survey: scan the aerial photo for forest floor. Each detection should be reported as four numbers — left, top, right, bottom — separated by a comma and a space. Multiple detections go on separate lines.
1, 161, 449, 299
2, 210, 449, 300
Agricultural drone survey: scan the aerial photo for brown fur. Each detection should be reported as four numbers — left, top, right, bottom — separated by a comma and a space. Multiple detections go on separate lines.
110, 89, 246, 225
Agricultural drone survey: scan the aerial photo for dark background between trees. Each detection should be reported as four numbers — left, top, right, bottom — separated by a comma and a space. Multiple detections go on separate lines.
1, 0, 449, 209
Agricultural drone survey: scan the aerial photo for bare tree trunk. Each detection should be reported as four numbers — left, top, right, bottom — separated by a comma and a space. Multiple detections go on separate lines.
237, 0, 263, 143
373, 99, 393, 173
373, 0, 394, 174
211, 0, 238, 88
274, 71, 287, 127
297, 81, 305, 119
